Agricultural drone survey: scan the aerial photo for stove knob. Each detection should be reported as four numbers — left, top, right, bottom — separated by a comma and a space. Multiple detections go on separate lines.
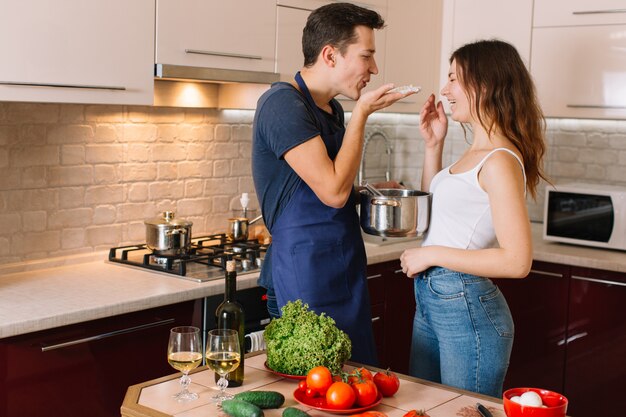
241, 259, 252, 271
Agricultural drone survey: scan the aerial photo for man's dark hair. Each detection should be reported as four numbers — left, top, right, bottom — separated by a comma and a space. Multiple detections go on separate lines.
302, 2, 385, 67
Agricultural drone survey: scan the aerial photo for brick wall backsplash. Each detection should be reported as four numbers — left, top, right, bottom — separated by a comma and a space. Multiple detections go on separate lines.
1, 100, 626, 264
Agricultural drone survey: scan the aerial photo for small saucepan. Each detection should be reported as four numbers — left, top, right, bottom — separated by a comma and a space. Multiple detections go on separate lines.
227, 214, 263, 241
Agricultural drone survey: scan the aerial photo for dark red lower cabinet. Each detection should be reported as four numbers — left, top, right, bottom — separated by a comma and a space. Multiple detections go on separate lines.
367, 260, 415, 374
564, 267, 626, 417
497, 261, 570, 394
0, 300, 201, 417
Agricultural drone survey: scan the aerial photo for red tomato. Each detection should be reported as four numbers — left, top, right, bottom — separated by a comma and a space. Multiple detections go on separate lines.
373, 369, 400, 397
298, 379, 308, 392
351, 379, 379, 407
306, 366, 333, 395
305, 387, 318, 398
403, 410, 428, 417
347, 367, 374, 384
326, 381, 356, 409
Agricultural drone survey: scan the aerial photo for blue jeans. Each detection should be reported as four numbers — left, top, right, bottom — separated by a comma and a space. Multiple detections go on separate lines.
408, 267, 514, 397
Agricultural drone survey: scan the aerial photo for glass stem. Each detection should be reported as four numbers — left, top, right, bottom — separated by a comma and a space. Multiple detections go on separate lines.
217, 375, 228, 395
180, 373, 191, 393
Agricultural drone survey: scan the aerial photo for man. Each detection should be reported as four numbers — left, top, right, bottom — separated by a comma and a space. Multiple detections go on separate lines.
252, 2, 415, 365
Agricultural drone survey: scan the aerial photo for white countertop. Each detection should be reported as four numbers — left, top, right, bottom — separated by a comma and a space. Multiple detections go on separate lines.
1, 223, 624, 339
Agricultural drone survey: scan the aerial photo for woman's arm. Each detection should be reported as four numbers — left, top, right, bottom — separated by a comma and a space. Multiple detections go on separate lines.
418, 94, 447, 191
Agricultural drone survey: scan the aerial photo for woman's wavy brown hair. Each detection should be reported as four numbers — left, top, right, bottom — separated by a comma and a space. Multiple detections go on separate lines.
452, 39, 549, 199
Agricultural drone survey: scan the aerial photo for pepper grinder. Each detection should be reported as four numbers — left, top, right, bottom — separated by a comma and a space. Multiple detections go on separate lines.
240, 193, 250, 219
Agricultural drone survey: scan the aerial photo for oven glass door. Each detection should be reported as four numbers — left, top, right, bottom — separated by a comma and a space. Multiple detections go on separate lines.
546, 191, 614, 242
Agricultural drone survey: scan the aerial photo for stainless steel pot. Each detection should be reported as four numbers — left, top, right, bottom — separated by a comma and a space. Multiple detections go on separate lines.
227, 214, 263, 241
359, 189, 431, 237
144, 211, 193, 256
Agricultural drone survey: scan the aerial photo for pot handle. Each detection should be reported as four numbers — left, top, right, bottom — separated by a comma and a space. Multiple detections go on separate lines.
371, 198, 401, 207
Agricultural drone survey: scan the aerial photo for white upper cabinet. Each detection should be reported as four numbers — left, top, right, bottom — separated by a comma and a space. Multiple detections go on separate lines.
531, 0, 626, 119
438, 0, 533, 109
0, 0, 154, 105
156, 0, 276, 73
534, 0, 626, 27
382, 0, 442, 112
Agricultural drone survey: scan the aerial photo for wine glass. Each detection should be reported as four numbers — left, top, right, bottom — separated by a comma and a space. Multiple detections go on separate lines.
167, 326, 202, 402
206, 328, 241, 402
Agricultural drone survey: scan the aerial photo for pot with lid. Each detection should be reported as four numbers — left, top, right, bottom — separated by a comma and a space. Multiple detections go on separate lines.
145, 211, 193, 256
359, 188, 431, 237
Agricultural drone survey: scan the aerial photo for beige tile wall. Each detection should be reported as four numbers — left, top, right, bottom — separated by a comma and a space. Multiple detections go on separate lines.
1, 100, 626, 264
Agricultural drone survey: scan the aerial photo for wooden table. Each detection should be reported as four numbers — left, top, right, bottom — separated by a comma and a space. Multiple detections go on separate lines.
121, 352, 507, 417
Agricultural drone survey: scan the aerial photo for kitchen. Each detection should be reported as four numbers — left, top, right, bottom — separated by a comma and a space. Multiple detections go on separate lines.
1, 0, 626, 416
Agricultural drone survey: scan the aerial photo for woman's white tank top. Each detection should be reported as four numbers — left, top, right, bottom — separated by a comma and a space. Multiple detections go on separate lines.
421, 148, 526, 250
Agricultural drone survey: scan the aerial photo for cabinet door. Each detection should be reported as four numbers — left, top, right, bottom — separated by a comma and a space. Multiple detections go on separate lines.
0, 0, 154, 105
534, 0, 626, 27
367, 263, 388, 365
381, 0, 442, 113
382, 260, 415, 374
497, 261, 569, 394
156, 0, 276, 73
564, 267, 626, 417
0, 300, 200, 417
531, 25, 626, 119
439, 0, 533, 107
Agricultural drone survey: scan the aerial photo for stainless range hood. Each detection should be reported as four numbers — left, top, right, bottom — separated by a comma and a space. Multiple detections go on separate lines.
155, 64, 279, 84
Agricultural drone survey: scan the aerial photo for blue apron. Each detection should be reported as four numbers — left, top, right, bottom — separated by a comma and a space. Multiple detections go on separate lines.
270, 72, 378, 365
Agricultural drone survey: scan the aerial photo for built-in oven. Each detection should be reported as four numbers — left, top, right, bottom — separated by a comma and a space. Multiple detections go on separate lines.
203, 286, 270, 354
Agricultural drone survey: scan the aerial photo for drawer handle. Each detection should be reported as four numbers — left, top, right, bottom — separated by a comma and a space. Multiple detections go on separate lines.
40, 318, 175, 352
571, 275, 626, 287
185, 49, 263, 60
367, 273, 382, 280
529, 269, 563, 278
572, 9, 626, 15
394, 269, 403, 274
0, 81, 126, 90
567, 104, 626, 110
371, 316, 381, 322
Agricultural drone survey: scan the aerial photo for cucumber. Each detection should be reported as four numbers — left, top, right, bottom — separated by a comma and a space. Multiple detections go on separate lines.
282, 407, 311, 417
234, 391, 285, 409
221, 399, 264, 417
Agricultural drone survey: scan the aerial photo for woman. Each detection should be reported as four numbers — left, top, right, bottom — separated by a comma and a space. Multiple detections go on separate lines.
400, 39, 549, 397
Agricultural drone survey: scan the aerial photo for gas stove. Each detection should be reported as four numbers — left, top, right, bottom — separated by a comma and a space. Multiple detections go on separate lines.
108, 233, 268, 283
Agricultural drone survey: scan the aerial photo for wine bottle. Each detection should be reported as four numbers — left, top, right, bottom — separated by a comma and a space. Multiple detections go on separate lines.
215, 259, 245, 386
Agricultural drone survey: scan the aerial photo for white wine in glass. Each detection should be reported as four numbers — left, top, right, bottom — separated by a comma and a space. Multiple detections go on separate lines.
206, 328, 241, 402
167, 326, 202, 402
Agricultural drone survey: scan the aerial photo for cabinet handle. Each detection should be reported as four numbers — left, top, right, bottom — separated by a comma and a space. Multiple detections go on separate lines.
529, 269, 563, 278
371, 316, 381, 322
0, 81, 126, 90
567, 104, 626, 110
572, 9, 626, 15
394, 269, 403, 274
185, 49, 263, 60
40, 318, 175, 352
571, 275, 626, 287
367, 273, 382, 280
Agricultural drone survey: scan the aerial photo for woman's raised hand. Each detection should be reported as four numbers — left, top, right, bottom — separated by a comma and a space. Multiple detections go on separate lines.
419, 94, 448, 148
